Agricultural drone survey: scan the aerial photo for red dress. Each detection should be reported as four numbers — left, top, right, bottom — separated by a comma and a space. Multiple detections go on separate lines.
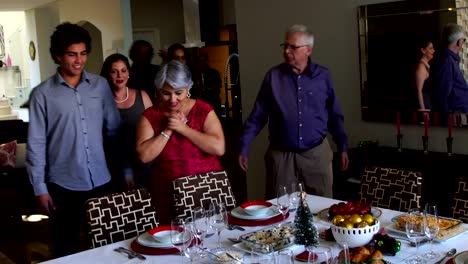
142, 100, 222, 224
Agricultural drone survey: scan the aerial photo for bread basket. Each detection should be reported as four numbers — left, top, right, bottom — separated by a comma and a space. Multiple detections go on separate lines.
331, 220, 380, 248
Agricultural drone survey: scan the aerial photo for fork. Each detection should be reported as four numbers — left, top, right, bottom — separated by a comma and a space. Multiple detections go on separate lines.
114, 247, 146, 260
227, 224, 246, 231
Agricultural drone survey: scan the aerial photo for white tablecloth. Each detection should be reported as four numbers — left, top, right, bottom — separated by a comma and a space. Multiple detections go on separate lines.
41, 195, 468, 264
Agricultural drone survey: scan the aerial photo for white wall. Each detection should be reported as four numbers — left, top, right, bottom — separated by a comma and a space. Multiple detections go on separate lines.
32, 3, 60, 86
57, 0, 124, 59
235, 0, 468, 200
130, 0, 185, 51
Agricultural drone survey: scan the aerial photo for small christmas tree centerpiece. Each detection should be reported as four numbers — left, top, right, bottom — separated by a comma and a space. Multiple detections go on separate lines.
294, 189, 319, 262
294, 191, 319, 247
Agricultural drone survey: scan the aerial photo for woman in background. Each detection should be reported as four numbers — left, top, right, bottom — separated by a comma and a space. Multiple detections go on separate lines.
101, 53, 153, 190
415, 39, 435, 111
136, 60, 225, 224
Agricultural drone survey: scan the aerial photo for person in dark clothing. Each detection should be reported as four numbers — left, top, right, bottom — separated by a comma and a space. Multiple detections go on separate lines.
193, 53, 222, 115
128, 40, 160, 102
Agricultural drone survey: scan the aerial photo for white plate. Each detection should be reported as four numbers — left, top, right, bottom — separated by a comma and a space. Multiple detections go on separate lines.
454, 251, 468, 264
136, 232, 181, 249
230, 205, 280, 221
385, 223, 468, 242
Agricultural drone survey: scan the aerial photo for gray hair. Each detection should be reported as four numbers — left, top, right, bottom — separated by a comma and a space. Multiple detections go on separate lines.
154, 60, 193, 90
286, 24, 314, 47
444, 23, 465, 45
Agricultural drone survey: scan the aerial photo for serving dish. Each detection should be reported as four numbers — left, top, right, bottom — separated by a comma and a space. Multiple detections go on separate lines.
389, 214, 467, 241
230, 205, 280, 221
316, 207, 382, 223
239, 223, 295, 253
207, 247, 245, 263
331, 219, 380, 248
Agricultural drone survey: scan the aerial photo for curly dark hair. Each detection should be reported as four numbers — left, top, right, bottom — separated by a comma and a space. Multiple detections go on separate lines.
49, 22, 91, 64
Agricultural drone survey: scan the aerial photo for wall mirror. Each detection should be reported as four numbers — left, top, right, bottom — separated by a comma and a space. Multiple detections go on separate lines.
358, 0, 468, 127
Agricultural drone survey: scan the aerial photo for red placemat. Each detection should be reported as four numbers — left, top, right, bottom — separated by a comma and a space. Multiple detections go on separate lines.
295, 250, 318, 262
228, 212, 290, 226
130, 238, 199, 255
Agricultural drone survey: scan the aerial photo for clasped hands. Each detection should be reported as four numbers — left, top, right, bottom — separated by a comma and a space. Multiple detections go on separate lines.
167, 111, 189, 133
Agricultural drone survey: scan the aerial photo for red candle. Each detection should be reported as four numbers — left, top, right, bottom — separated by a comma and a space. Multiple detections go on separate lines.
424, 113, 428, 137
397, 112, 401, 136
448, 114, 453, 138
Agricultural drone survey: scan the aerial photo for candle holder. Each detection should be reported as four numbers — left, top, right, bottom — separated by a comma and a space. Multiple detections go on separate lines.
422, 136, 429, 154
396, 134, 403, 152
446, 137, 453, 156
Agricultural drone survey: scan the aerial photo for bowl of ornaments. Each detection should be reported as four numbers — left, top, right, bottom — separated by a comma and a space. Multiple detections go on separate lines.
327, 201, 381, 248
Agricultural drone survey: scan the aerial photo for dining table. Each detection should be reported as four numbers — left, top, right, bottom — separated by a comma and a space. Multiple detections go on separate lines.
41, 195, 468, 264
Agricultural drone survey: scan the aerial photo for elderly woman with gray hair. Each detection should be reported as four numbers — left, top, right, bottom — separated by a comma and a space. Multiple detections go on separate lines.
136, 60, 225, 223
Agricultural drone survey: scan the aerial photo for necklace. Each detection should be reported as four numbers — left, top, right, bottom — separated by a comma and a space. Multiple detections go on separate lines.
421, 59, 430, 70
114, 87, 129, 103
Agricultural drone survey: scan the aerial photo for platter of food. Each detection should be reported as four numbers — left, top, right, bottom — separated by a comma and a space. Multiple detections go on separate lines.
238, 223, 295, 254
385, 214, 468, 242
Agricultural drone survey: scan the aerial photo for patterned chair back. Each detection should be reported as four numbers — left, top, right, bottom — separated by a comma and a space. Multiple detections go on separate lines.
85, 188, 159, 248
452, 177, 468, 223
360, 166, 422, 211
172, 170, 237, 219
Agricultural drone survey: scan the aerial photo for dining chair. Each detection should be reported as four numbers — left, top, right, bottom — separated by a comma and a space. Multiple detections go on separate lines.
85, 188, 159, 248
360, 166, 422, 212
172, 170, 237, 219
451, 176, 468, 223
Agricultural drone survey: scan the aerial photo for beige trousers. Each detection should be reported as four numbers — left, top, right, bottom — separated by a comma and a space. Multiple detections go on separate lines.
264, 138, 334, 199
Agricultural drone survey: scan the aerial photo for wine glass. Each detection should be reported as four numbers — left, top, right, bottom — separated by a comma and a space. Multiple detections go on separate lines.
423, 203, 440, 259
171, 218, 192, 264
184, 222, 198, 263
209, 201, 228, 249
308, 246, 332, 264
192, 207, 209, 256
289, 181, 304, 211
405, 208, 426, 264
277, 185, 290, 226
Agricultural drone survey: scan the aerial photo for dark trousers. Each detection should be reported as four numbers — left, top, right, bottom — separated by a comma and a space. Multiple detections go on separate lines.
47, 182, 112, 258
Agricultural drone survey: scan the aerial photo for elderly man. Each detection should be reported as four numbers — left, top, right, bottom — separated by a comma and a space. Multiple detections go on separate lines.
239, 24, 349, 199
431, 23, 468, 122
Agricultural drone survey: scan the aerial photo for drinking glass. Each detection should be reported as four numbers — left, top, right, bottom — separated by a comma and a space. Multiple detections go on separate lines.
289, 181, 304, 211
184, 222, 198, 263
405, 208, 426, 264
336, 241, 351, 264
171, 218, 192, 264
277, 185, 290, 226
209, 201, 228, 249
192, 207, 209, 255
244, 244, 275, 264
423, 203, 440, 259
308, 246, 332, 264
277, 249, 294, 264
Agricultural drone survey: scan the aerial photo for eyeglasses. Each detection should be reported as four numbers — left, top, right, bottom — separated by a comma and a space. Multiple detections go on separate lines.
280, 43, 309, 50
